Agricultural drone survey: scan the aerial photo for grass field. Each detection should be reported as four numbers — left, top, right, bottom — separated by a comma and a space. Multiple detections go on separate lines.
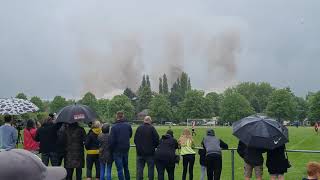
26, 126, 320, 179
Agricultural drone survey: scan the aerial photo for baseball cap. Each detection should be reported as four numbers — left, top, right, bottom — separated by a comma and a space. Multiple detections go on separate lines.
0, 149, 66, 180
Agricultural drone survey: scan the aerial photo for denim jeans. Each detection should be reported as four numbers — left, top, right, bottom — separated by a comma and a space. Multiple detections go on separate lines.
100, 162, 113, 180
113, 152, 130, 180
41, 152, 59, 166
136, 155, 155, 180
200, 165, 206, 180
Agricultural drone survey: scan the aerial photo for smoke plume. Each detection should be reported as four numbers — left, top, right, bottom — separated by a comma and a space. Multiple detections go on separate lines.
69, 1, 242, 97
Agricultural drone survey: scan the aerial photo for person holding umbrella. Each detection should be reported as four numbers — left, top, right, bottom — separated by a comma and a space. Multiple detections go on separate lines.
266, 144, 289, 180
233, 116, 289, 180
237, 141, 266, 180
63, 122, 86, 180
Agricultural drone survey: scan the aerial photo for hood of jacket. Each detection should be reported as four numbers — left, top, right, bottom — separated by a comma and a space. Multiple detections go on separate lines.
92, 128, 102, 135
207, 129, 215, 136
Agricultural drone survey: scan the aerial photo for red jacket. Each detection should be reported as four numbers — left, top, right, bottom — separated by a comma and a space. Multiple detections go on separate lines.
23, 128, 40, 151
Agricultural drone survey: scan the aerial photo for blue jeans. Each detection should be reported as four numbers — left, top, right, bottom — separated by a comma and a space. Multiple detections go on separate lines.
113, 152, 130, 180
100, 162, 112, 180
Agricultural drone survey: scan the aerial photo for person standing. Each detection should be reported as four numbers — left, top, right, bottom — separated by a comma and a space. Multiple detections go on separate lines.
134, 116, 159, 180
99, 123, 113, 180
64, 122, 86, 180
155, 130, 179, 180
266, 145, 289, 180
202, 129, 228, 180
35, 115, 60, 166
237, 141, 266, 180
198, 148, 207, 180
23, 119, 39, 153
191, 121, 196, 136
109, 111, 132, 180
85, 121, 102, 180
0, 115, 17, 150
179, 128, 196, 180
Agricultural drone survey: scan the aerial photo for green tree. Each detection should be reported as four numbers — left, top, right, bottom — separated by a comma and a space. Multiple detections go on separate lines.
266, 89, 296, 121
30, 96, 45, 112
233, 82, 274, 113
169, 82, 182, 106
137, 75, 152, 111
163, 74, 169, 94
79, 92, 97, 111
149, 95, 172, 122
178, 90, 210, 120
109, 95, 135, 120
159, 78, 163, 94
123, 88, 136, 100
96, 98, 110, 121
180, 72, 189, 97
308, 91, 320, 123
16, 93, 27, 100
49, 96, 68, 113
146, 75, 151, 88
187, 78, 192, 90
294, 96, 308, 121
137, 86, 152, 111
205, 92, 223, 117
220, 93, 255, 123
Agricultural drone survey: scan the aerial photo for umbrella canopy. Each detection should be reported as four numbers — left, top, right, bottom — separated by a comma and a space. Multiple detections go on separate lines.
0, 98, 39, 115
232, 115, 289, 150
55, 104, 98, 124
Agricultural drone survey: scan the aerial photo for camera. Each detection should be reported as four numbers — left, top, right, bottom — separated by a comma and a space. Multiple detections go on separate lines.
13, 119, 25, 131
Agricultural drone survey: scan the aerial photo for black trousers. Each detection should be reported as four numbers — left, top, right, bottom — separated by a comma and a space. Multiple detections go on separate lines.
66, 168, 82, 180
182, 154, 195, 180
206, 154, 222, 180
86, 154, 100, 178
156, 161, 175, 180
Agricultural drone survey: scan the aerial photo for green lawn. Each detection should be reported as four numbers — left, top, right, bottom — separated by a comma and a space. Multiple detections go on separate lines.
29, 126, 320, 179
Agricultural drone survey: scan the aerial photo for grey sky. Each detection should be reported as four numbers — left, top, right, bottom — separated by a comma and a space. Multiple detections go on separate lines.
1, 0, 320, 99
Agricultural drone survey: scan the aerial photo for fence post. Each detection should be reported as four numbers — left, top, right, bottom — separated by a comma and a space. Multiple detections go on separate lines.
231, 149, 235, 180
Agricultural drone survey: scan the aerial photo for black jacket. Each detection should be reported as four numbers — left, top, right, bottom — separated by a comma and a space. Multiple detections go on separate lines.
237, 141, 266, 166
85, 129, 100, 151
35, 122, 59, 153
154, 134, 179, 164
198, 149, 206, 166
134, 123, 159, 156
109, 119, 132, 153
266, 145, 288, 174
98, 133, 113, 164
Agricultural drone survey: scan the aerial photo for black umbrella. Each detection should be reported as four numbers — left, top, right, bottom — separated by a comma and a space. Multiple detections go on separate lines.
232, 115, 289, 150
55, 104, 98, 124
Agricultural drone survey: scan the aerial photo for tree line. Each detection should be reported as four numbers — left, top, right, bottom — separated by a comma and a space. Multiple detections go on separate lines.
1, 72, 320, 125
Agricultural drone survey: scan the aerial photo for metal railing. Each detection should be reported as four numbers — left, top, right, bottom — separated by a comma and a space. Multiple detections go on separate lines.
130, 145, 320, 180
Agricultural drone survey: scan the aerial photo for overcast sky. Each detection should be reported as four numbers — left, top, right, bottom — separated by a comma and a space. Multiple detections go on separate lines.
1, 0, 320, 99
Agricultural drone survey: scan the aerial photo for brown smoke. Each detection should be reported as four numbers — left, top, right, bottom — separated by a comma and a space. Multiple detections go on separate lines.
78, 29, 240, 97
206, 31, 240, 85
79, 35, 144, 97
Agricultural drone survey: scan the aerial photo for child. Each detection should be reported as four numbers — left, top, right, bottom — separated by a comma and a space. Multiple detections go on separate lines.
98, 123, 113, 180
85, 121, 102, 180
303, 162, 320, 180
198, 148, 207, 180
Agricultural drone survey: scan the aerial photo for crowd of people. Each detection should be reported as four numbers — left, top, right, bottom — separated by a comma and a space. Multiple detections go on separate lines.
0, 112, 319, 180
